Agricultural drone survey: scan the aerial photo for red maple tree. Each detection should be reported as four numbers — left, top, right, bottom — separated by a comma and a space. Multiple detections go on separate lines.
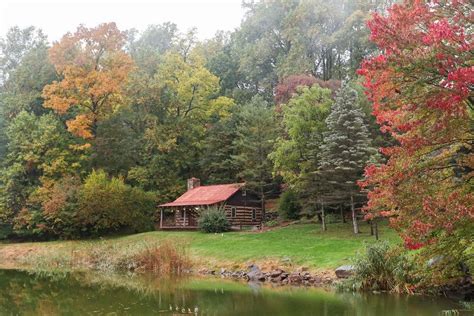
358, 0, 473, 249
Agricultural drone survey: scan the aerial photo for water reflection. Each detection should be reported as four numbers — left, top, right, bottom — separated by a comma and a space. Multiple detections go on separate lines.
0, 269, 466, 316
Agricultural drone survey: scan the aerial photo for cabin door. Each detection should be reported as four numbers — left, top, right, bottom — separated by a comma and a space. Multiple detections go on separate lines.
188, 211, 198, 227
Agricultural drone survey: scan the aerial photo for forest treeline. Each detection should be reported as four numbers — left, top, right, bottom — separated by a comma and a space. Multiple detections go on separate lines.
0, 0, 393, 239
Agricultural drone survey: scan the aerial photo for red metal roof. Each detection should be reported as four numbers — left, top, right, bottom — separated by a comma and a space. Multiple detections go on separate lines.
159, 183, 244, 207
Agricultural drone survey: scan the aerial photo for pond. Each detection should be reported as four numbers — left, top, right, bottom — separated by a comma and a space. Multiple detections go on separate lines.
0, 269, 468, 315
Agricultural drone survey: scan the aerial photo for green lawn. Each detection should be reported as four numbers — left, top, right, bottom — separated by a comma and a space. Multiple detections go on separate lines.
0, 222, 400, 271
154, 222, 399, 268
104, 221, 400, 269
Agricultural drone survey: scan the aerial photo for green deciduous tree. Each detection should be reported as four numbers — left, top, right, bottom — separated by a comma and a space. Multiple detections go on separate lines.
0, 111, 81, 227
0, 27, 56, 159
278, 189, 302, 220
271, 85, 332, 191
125, 46, 235, 200
128, 22, 178, 73
0, 26, 48, 83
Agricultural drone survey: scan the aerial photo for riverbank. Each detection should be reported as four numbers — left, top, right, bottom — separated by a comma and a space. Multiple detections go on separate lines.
0, 223, 399, 284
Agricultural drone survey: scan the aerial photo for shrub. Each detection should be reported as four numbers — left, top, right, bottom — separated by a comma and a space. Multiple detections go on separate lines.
30, 176, 82, 239
415, 222, 474, 289
265, 219, 279, 227
198, 207, 230, 233
324, 213, 341, 224
0, 224, 12, 240
77, 170, 156, 235
278, 190, 301, 220
346, 242, 418, 293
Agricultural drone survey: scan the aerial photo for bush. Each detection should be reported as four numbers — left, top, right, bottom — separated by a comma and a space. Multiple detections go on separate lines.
77, 170, 156, 235
265, 219, 279, 227
29, 176, 82, 239
0, 224, 12, 240
324, 213, 341, 224
198, 208, 230, 233
345, 242, 418, 293
278, 190, 301, 220
415, 222, 474, 289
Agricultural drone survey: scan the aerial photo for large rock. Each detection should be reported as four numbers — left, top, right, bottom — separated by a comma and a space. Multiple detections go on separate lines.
427, 255, 444, 267
247, 264, 266, 282
270, 269, 284, 278
335, 265, 354, 278
302, 272, 312, 280
288, 272, 303, 284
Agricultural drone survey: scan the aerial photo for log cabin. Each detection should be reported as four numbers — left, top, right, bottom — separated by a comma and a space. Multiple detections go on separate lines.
158, 178, 263, 230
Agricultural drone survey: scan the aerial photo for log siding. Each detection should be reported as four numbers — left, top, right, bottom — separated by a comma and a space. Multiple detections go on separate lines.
224, 205, 262, 226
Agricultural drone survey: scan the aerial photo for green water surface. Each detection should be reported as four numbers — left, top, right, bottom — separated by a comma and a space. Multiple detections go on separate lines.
0, 269, 468, 315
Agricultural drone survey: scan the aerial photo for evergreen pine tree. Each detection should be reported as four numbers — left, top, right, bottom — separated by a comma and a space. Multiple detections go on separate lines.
318, 84, 378, 233
233, 96, 278, 214
200, 114, 240, 184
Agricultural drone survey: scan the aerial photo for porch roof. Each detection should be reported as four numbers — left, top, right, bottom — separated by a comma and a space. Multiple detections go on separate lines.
159, 183, 244, 207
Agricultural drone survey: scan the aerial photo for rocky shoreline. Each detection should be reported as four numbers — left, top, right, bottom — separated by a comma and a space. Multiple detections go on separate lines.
197, 264, 347, 288
196, 264, 474, 301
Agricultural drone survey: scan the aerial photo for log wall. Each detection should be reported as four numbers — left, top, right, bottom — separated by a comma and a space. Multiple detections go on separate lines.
224, 205, 262, 226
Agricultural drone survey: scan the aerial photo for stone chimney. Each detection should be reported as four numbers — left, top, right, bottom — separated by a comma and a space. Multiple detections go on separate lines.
187, 177, 201, 191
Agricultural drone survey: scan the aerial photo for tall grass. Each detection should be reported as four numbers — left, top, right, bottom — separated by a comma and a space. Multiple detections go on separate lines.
20, 239, 192, 276
340, 241, 418, 293
132, 240, 192, 275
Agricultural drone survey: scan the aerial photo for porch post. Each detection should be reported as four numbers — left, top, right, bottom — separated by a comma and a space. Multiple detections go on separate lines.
160, 208, 163, 229
183, 209, 187, 227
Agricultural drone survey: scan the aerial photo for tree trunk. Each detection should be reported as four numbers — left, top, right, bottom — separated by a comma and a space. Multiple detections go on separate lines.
374, 219, 379, 240
340, 204, 345, 223
321, 201, 326, 232
351, 193, 359, 234
260, 186, 265, 230
370, 220, 374, 236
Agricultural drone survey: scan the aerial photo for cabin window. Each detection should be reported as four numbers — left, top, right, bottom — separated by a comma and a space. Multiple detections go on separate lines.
252, 209, 256, 220
231, 207, 236, 218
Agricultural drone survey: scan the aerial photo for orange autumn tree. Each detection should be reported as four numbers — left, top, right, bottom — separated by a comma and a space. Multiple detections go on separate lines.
42, 23, 133, 140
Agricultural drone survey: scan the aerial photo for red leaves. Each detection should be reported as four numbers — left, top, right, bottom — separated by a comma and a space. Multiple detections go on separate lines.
358, 0, 473, 250
403, 235, 425, 250
422, 19, 457, 45
274, 75, 341, 105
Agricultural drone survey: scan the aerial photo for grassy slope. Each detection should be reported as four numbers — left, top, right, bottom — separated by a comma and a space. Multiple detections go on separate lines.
0, 222, 400, 271
147, 222, 399, 268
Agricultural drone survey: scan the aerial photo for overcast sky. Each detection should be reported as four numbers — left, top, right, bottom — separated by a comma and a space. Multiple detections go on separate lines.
0, 0, 246, 42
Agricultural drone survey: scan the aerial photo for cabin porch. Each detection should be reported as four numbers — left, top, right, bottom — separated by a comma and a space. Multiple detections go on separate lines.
158, 206, 200, 230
